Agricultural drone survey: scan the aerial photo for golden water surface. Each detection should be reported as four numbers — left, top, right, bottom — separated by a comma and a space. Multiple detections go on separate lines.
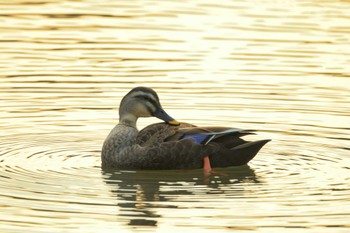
0, 0, 350, 232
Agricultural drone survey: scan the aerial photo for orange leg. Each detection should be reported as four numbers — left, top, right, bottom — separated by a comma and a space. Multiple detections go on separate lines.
203, 156, 228, 177
203, 156, 212, 175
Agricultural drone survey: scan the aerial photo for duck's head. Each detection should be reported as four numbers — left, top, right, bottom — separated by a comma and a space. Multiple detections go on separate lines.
118, 87, 180, 127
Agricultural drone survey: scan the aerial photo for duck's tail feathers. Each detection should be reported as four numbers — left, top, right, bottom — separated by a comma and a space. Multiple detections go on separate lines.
210, 139, 270, 167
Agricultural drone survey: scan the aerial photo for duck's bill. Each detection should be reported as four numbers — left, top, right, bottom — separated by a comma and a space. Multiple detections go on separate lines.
167, 120, 180, 126
152, 108, 180, 126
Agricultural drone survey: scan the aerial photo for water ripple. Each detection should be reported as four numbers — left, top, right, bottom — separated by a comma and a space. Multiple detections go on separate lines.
1, 0, 350, 232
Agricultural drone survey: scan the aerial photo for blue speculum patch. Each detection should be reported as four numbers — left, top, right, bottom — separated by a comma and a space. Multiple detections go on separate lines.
181, 134, 210, 144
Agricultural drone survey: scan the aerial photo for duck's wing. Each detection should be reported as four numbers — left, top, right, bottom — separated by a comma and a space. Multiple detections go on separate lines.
166, 126, 255, 147
136, 122, 195, 146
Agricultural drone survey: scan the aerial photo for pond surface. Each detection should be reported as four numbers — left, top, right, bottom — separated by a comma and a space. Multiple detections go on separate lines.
1, 0, 350, 232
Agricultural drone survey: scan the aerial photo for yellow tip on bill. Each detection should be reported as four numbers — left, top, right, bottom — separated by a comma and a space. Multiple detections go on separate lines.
167, 120, 180, 126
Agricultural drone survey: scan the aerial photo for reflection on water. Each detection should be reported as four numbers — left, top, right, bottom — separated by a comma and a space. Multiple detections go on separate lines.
102, 167, 259, 228
1, 0, 350, 232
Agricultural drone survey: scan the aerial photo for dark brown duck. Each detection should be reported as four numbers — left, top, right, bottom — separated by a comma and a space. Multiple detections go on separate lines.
101, 87, 270, 172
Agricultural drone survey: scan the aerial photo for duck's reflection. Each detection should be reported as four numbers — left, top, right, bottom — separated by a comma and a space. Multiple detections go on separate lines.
102, 166, 260, 227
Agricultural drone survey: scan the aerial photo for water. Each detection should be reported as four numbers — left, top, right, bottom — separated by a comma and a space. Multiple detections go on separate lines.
1, 0, 350, 232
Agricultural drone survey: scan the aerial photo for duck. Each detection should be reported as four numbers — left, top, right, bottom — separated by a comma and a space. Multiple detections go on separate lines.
101, 86, 270, 174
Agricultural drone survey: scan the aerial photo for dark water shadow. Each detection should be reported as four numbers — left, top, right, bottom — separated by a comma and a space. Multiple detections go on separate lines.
102, 166, 260, 227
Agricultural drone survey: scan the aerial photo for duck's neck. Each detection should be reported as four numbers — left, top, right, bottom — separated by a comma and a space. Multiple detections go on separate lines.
119, 113, 138, 128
